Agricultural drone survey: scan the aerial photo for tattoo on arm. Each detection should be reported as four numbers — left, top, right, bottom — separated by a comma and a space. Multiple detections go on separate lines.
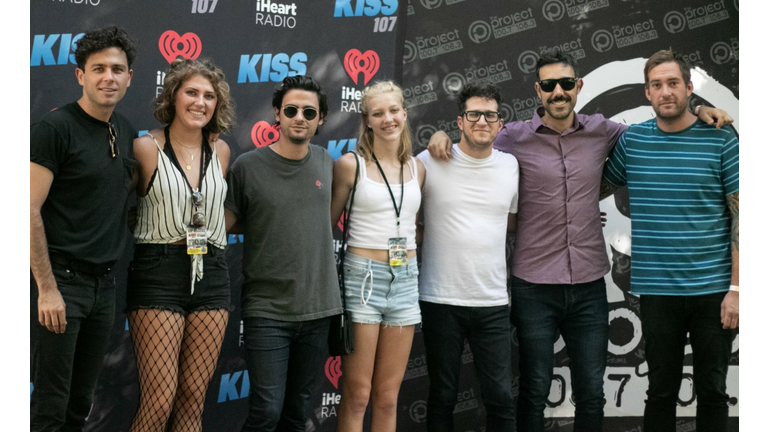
727, 191, 739, 251
599, 178, 620, 201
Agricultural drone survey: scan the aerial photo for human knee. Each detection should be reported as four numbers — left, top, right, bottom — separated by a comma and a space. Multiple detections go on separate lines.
342, 383, 372, 414
371, 387, 400, 415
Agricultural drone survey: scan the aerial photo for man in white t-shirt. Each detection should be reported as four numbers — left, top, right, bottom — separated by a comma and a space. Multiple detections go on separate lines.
416, 83, 519, 432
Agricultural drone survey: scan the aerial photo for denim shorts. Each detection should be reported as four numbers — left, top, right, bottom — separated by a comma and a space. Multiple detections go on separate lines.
342, 252, 421, 326
126, 244, 231, 314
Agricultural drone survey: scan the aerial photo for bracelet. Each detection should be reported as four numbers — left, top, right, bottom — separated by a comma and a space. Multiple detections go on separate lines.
729, 285, 739, 292
694, 105, 702, 115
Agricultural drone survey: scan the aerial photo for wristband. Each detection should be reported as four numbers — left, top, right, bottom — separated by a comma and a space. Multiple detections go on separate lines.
729, 285, 739, 292
694, 105, 702, 115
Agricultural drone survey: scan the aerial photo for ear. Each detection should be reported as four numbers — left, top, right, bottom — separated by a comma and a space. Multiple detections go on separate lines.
126, 69, 134, 88
318, 115, 324, 126
645, 86, 652, 102
76, 68, 85, 86
575, 78, 584, 94
274, 106, 280, 123
457, 115, 464, 132
403, 107, 407, 121
686, 80, 693, 98
534, 81, 542, 100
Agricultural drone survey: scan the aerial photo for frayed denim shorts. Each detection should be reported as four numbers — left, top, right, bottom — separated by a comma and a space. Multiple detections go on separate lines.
126, 243, 231, 314
342, 252, 421, 327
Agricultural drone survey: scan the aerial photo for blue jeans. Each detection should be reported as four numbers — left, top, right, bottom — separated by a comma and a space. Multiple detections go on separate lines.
509, 276, 608, 432
421, 301, 515, 432
30, 264, 116, 432
241, 316, 331, 432
641, 292, 734, 432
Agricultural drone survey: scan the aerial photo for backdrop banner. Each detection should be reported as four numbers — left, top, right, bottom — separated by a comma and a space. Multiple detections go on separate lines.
30, 1, 739, 431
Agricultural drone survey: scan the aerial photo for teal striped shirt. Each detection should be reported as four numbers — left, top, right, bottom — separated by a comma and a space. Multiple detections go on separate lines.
603, 119, 739, 296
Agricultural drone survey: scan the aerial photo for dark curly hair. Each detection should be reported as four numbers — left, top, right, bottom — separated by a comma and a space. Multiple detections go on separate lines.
75, 26, 137, 70
535, 49, 579, 80
272, 76, 328, 134
154, 57, 236, 134
457, 83, 503, 113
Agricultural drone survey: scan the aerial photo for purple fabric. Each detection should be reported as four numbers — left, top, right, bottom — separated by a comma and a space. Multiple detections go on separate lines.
495, 107, 627, 284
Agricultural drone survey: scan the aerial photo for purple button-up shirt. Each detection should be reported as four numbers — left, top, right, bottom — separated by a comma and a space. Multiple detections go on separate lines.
495, 107, 627, 284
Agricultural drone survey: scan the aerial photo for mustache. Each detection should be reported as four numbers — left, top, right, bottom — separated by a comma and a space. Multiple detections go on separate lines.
547, 96, 571, 103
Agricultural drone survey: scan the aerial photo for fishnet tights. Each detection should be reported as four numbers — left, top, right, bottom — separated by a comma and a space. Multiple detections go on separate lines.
128, 308, 229, 432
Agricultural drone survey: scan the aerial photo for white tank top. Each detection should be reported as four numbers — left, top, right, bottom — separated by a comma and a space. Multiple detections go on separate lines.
346, 153, 421, 250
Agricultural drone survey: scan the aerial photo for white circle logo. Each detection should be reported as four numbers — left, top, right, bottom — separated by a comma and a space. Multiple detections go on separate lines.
468, 20, 492, 44
663, 11, 687, 34
403, 40, 418, 64
442, 72, 466, 95
542, 0, 565, 22
419, 0, 442, 9
517, 50, 539, 74
591, 29, 614, 53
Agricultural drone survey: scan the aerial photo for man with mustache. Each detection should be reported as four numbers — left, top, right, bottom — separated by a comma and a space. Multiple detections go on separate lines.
427, 50, 732, 432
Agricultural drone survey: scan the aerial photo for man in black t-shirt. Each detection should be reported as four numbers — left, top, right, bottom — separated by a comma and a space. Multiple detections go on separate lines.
30, 26, 137, 431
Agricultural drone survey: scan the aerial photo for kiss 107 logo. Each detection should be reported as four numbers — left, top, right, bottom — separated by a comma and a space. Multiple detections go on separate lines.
30, 33, 84, 66
333, 0, 398, 16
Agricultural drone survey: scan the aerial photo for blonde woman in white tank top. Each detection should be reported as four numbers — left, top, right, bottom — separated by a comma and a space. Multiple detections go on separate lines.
126, 58, 235, 432
331, 81, 426, 432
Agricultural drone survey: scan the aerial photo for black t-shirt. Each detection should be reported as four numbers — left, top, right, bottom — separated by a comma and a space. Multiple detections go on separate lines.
30, 102, 136, 266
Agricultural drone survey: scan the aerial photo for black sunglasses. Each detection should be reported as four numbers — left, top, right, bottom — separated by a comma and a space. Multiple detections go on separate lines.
108, 122, 119, 158
538, 77, 578, 92
191, 190, 206, 228
283, 105, 318, 121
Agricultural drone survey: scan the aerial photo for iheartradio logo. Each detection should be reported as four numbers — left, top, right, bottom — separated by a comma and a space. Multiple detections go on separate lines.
325, 356, 343, 389
344, 49, 380, 85
251, 121, 280, 147
159, 30, 202, 63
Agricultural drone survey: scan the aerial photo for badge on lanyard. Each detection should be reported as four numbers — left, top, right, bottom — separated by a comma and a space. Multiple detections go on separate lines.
389, 237, 408, 266
187, 226, 208, 255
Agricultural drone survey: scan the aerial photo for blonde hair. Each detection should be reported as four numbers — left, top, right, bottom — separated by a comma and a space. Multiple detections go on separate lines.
356, 81, 413, 164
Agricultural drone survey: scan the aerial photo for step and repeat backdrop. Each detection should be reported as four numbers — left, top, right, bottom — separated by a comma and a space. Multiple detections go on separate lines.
30, 0, 739, 431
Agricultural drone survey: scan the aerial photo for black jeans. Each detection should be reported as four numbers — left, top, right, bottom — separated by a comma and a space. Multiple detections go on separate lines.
241, 316, 331, 432
509, 276, 608, 432
421, 301, 515, 432
641, 292, 734, 432
30, 264, 115, 432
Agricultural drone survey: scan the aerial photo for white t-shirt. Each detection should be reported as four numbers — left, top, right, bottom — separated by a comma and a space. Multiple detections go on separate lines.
417, 144, 519, 306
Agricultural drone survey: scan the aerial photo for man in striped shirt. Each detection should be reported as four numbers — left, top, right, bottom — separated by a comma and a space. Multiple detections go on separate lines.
603, 49, 739, 432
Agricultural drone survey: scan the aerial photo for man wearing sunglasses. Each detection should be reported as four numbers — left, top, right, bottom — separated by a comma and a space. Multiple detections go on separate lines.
225, 76, 342, 432
427, 50, 733, 432
30, 27, 137, 431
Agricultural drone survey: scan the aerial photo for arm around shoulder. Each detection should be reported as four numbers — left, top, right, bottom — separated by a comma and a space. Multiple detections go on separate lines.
214, 138, 232, 176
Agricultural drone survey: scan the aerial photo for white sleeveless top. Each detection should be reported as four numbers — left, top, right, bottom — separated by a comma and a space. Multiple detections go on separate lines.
134, 132, 228, 292
346, 154, 421, 250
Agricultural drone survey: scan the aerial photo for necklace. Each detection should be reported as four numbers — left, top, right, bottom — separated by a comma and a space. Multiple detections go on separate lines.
170, 132, 202, 171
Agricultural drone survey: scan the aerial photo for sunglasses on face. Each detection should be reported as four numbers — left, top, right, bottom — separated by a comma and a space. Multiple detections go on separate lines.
462, 111, 501, 123
538, 77, 578, 92
282, 105, 318, 121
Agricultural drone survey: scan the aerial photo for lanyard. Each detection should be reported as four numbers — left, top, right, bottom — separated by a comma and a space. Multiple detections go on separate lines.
371, 152, 404, 237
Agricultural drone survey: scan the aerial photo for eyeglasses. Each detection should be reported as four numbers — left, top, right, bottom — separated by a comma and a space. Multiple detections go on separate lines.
191, 190, 206, 227
108, 123, 119, 158
462, 111, 501, 123
538, 77, 578, 92
283, 105, 318, 121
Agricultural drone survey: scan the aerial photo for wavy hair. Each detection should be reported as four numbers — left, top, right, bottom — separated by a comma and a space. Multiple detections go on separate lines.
356, 81, 413, 164
154, 57, 235, 134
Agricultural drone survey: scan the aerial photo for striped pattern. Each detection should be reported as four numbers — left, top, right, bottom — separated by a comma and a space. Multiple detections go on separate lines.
603, 119, 738, 296
134, 136, 227, 249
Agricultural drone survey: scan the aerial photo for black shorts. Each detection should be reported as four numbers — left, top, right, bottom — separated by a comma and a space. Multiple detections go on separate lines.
126, 243, 231, 314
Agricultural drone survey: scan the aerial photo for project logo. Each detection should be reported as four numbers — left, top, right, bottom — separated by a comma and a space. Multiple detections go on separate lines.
541, 0, 610, 22
663, 1, 730, 34
158, 30, 202, 63
325, 356, 343, 389
251, 121, 280, 147
344, 49, 380, 85
591, 18, 658, 53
